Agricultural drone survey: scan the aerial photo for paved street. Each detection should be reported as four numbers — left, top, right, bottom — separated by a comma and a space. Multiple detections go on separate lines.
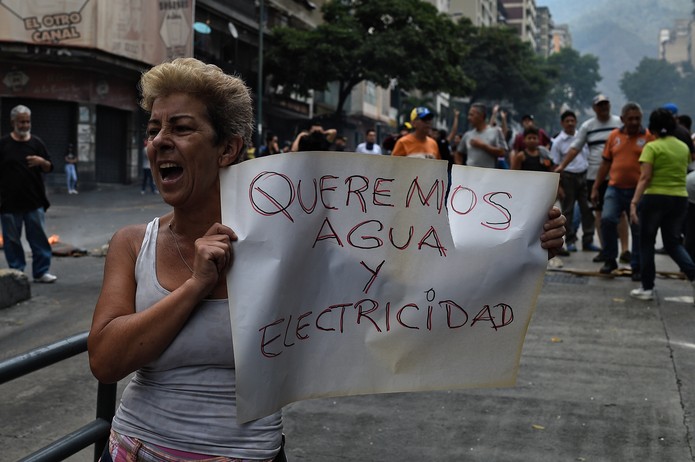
2, 184, 695, 461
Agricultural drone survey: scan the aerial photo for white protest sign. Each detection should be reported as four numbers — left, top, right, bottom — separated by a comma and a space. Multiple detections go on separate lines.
221, 151, 558, 423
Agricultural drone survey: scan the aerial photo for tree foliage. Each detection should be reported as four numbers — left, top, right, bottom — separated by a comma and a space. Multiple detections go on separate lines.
265, 0, 474, 117
620, 57, 695, 115
462, 26, 553, 112
546, 47, 601, 114
265, 0, 606, 128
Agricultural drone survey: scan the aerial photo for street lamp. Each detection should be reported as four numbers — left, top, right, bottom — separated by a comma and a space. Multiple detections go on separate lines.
227, 21, 238, 65
257, 0, 264, 150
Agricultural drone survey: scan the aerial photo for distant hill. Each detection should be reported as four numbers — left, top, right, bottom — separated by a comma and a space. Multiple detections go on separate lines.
540, 0, 691, 107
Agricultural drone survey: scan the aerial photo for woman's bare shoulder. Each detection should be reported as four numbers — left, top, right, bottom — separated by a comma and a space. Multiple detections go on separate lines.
107, 222, 151, 259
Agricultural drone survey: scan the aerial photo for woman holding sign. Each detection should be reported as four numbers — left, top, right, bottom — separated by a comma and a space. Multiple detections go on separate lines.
87, 58, 284, 461
87, 57, 566, 462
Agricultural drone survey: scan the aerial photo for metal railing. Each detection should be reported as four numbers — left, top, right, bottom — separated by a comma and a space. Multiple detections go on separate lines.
0, 331, 116, 462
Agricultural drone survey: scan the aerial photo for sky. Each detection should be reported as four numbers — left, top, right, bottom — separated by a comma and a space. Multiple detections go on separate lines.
537, 0, 691, 105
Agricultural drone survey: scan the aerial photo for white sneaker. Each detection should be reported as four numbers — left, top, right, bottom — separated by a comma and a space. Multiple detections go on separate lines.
630, 287, 654, 300
34, 273, 57, 283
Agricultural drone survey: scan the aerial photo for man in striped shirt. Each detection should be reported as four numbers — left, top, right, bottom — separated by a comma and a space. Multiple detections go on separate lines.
555, 94, 622, 260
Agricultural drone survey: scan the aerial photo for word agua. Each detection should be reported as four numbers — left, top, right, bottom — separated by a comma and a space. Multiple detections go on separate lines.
248, 171, 513, 256
258, 293, 514, 358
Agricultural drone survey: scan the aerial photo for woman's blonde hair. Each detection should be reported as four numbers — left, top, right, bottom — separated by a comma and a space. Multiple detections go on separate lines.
139, 57, 253, 148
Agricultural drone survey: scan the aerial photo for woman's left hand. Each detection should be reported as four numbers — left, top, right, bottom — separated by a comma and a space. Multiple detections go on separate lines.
630, 203, 639, 225
541, 206, 566, 259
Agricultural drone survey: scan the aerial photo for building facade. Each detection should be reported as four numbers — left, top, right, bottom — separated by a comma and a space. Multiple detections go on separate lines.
499, 0, 537, 50
448, 0, 499, 27
551, 23, 572, 53
0, 1, 195, 189
659, 19, 692, 71
535, 6, 552, 57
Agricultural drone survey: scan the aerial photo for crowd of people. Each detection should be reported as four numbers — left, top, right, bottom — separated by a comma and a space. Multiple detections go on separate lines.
4, 85, 693, 304
252, 94, 695, 303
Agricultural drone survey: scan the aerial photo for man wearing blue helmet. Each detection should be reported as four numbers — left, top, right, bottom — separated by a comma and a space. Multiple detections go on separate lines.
662, 103, 695, 158
391, 107, 440, 159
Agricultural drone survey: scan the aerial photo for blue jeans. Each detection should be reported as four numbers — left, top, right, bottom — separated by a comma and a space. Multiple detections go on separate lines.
601, 186, 640, 269
1, 208, 52, 278
65, 164, 77, 191
639, 195, 695, 290
141, 168, 156, 193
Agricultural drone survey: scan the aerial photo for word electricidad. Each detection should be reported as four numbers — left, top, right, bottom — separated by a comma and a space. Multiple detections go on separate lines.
258, 293, 514, 358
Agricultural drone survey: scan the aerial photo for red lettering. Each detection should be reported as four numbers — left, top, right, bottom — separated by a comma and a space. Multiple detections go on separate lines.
471, 303, 514, 330
345, 175, 369, 212
258, 299, 513, 359
283, 314, 295, 347
450, 186, 477, 215
249, 171, 295, 222
492, 303, 514, 328
482, 192, 512, 231
388, 226, 414, 250
360, 259, 385, 294
297, 178, 317, 213
319, 175, 339, 210
439, 300, 468, 328
258, 318, 284, 358
373, 178, 395, 207
406, 177, 444, 213
397, 303, 419, 330
355, 299, 382, 332
315, 303, 352, 333
316, 308, 335, 332
347, 220, 384, 249
386, 302, 391, 331
295, 311, 313, 340
417, 226, 447, 257
313, 217, 344, 248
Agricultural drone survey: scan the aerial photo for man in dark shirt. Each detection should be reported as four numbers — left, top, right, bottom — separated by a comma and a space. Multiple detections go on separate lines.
290, 123, 337, 152
663, 103, 695, 156
0, 105, 56, 282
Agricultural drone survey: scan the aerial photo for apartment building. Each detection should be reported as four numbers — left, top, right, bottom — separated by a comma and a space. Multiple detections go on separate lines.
551, 24, 572, 53
536, 6, 552, 57
659, 19, 692, 71
499, 0, 537, 50
448, 0, 500, 27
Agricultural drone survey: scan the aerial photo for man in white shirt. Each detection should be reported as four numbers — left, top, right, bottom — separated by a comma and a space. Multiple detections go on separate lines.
551, 110, 593, 254
555, 94, 622, 259
355, 129, 382, 155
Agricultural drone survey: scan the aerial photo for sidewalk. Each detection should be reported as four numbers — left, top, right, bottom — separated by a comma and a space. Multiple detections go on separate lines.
2, 185, 695, 461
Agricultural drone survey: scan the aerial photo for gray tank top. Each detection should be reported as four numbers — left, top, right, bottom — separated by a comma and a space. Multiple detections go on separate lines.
111, 217, 282, 459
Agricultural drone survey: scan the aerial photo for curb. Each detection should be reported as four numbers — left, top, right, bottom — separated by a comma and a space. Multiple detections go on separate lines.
0, 269, 31, 310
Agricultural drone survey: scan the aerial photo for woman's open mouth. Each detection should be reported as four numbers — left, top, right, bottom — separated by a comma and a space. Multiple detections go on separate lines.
159, 162, 183, 182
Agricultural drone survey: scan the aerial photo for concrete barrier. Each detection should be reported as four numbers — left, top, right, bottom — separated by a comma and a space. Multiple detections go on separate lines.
0, 269, 30, 309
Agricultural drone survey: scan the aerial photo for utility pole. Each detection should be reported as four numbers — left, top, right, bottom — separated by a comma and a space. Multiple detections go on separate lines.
257, 0, 264, 150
